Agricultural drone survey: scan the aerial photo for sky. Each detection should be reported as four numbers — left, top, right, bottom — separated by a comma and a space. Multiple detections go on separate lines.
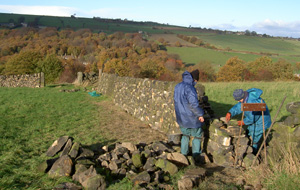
0, 0, 300, 38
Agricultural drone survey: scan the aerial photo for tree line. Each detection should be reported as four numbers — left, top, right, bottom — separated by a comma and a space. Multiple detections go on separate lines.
0, 27, 298, 83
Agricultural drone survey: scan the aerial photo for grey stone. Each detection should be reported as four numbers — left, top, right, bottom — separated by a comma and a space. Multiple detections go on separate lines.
72, 165, 97, 184
110, 152, 119, 160
155, 158, 178, 175
115, 147, 129, 156
76, 158, 95, 166
69, 142, 80, 159
178, 178, 194, 190
132, 152, 143, 168
60, 138, 73, 157
131, 171, 151, 186
46, 136, 70, 157
98, 153, 111, 162
48, 155, 73, 178
108, 160, 119, 171
284, 115, 300, 127
152, 141, 172, 153
101, 160, 109, 168
286, 102, 300, 114
77, 148, 94, 159
121, 142, 137, 152
81, 174, 106, 190
141, 149, 152, 158
166, 152, 189, 166
123, 152, 131, 160
143, 157, 156, 172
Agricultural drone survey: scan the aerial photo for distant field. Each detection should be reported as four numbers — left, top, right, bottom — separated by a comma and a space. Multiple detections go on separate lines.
195, 34, 300, 56
167, 46, 263, 69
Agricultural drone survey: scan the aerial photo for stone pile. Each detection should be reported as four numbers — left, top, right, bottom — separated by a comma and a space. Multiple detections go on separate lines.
283, 101, 300, 128
40, 136, 211, 190
206, 118, 254, 168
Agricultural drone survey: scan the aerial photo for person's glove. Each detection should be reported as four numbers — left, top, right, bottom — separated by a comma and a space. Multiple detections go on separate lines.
225, 112, 231, 122
238, 120, 245, 126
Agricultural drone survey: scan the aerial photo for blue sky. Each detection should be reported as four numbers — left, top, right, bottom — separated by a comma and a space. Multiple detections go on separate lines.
0, 0, 300, 38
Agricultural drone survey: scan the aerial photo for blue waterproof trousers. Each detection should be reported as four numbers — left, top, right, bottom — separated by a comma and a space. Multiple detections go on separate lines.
180, 126, 203, 157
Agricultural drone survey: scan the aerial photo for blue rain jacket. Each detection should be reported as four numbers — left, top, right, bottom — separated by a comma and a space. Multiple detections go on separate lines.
174, 71, 204, 128
229, 88, 271, 142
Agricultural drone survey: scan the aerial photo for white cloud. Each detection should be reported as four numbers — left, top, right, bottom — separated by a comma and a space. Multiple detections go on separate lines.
0, 5, 77, 17
251, 19, 300, 38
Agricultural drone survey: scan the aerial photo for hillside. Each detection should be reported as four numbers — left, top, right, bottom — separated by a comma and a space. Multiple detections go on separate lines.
1, 12, 299, 80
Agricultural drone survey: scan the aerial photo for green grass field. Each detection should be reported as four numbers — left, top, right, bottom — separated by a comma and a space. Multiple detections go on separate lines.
167, 46, 263, 68
0, 85, 110, 189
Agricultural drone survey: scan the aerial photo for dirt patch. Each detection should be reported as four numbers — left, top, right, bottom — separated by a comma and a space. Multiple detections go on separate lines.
96, 100, 167, 144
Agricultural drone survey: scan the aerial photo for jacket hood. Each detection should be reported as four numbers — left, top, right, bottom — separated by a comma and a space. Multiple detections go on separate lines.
247, 88, 263, 99
182, 71, 194, 85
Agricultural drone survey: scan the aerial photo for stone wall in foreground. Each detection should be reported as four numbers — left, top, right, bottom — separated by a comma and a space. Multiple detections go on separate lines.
0, 72, 45, 88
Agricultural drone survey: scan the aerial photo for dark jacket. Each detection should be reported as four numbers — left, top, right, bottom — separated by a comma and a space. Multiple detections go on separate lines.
174, 71, 204, 128
229, 88, 272, 133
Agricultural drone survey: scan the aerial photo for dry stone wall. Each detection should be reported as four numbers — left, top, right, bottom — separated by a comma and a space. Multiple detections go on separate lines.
0, 72, 44, 88
96, 73, 206, 134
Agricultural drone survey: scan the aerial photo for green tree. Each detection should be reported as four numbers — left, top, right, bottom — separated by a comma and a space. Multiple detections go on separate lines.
4, 50, 42, 75
36, 54, 63, 83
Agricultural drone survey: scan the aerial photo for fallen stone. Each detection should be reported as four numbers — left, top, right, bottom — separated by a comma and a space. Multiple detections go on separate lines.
121, 142, 137, 152
60, 138, 73, 157
178, 178, 194, 190
131, 171, 151, 186
69, 142, 80, 159
98, 152, 111, 162
286, 102, 300, 114
48, 155, 73, 178
77, 148, 94, 159
72, 165, 97, 184
132, 152, 143, 168
46, 136, 70, 157
283, 115, 300, 127
152, 141, 172, 154
167, 152, 189, 166
155, 158, 178, 175
81, 174, 106, 190
143, 157, 156, 172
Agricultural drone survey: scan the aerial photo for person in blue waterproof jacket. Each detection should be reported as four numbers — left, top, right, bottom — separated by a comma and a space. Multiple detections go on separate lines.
174, 69, 205, 159
225, 88, 272, 154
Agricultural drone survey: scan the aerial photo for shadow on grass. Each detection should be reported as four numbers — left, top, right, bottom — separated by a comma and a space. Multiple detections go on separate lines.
46, 83, 73, 88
